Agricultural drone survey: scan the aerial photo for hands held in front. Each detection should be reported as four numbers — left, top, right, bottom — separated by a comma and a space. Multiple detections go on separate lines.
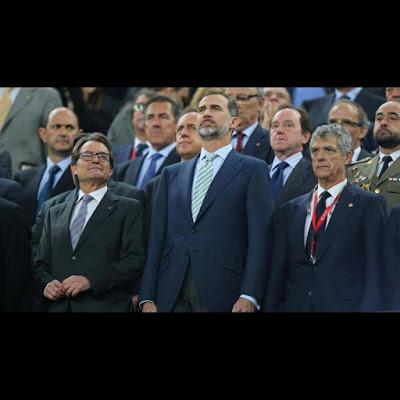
142, 301, 158, 313
232, 297, 256, 313
44, 276, 91, 300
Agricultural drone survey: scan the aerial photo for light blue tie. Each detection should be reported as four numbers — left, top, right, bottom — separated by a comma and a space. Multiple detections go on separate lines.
192, 154, 215, 222
70, 195, 93, 250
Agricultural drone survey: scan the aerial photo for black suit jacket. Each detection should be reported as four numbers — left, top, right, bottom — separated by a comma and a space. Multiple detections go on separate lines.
15, 164, 75, 226
241, 124, 273, 164
302, 89, 386, 131
0, 151, 12, 179
0, 178, 26, 208
0, 198, 32, 311
274, 158, 317, 208
265, 184, 388, 312
33, 190, 145, 312
113, 148, 181, 186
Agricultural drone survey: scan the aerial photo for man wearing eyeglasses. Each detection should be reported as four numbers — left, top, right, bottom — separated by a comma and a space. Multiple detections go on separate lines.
328, 99, 372, 162
224, 88, 273, 164
348, 101, 400, 210
33, 133, 145, 312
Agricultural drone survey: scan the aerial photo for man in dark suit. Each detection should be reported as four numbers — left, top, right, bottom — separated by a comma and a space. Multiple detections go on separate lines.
0, 198, 32, 311
113, 95, 181, 189
302, 87, 386, 132
269, 105, 317, 208
328, 99, 372, 162
225, 87, 273, 164
139, 90, 273, 312
0, 178, 26, 208
264, 123, 387, 312
0, 151, 12, 179
112, 89, 157, 164
33, 133, 145, 312
15, 107, 80, 226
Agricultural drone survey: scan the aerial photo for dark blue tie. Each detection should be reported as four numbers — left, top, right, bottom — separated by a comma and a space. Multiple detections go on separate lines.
136, 143, 149, 158
140, 153, 163, 189
37, 165, 61, 213
271, 162, 289, 200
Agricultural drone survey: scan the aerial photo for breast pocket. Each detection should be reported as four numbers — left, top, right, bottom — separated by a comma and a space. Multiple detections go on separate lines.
387, 180, 400, 194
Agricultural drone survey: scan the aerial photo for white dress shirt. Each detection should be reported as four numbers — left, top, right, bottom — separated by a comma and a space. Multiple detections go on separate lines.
304, 179, 348, 247
70, 186, 108, 231
376, 149, 400, 177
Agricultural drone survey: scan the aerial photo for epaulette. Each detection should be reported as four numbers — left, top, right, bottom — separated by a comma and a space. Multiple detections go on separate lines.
350, 156, 373, 166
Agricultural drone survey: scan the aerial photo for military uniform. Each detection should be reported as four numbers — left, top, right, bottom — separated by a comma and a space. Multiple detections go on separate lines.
347, 154, 400, 211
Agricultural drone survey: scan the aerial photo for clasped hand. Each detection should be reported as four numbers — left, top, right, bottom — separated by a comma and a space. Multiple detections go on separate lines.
44, 276, 91, 300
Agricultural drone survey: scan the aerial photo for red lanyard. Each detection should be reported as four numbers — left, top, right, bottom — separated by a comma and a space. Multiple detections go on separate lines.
310, 190, 342, 258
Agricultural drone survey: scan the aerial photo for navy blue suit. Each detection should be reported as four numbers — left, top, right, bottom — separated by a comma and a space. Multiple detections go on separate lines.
139, 150, 274, 312
265, 184, 388, 312
113, 142, 134, 165
241, 124, 273, 164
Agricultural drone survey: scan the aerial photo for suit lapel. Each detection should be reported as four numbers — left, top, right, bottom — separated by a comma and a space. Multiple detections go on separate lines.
293, 194, 311, 257
276, 158, 310, 204
158, 148, 180, 172
195, 150, 243, 223
61, 189, 80, 250
242, 125, 267, 158
128, 157, 145, 186
314, 184, 358, 260
51, 166, 74, 197
179, 157, 198, 223
2, 88, 34, 131
74, 190, 118, 252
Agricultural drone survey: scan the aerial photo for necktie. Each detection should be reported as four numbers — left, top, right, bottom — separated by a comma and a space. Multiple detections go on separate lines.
136, 143, 149, 158
270, 162, 289, 200
235, 131, 244, 153
140, 153, 163, 189
378, 155, 393, 179
337, 94, 350, 101
192, 154, 215, 222
37, 165, 61, 213
70, 195, 93, 250
0, 88, 12, 129
306, 191, 331, 256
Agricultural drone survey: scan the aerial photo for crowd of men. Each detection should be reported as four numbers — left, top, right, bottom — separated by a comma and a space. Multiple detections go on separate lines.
1, 86, 400, 312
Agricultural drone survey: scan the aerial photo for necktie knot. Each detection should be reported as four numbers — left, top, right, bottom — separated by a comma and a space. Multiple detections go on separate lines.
150, 153, 163, 162
316, 191, 331, 220
379, 155, 393, 178
274, 161, 289, 172
136, 143, 148, 158
81, 194, 94, 206
49, 164, 61, 176
337, 94, 350, 101
203, 153, 215, 164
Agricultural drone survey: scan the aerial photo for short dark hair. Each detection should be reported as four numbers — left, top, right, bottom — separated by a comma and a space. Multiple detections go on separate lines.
143, 95, 181, 122
72, 132, 114, 169
276, 104, 312, 134
199, 89, 239, 117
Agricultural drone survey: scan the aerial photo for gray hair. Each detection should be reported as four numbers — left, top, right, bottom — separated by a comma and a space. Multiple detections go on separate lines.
310, 124, 353, 155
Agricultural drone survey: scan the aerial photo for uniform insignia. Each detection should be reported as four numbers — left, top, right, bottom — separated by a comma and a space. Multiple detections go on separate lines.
348, 203, 353, 208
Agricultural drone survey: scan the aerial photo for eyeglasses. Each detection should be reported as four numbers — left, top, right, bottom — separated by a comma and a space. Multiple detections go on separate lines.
79, 151, 111, 162
132, 103, 145, 112
328, 119, 363, 128
233, 94, 259, 102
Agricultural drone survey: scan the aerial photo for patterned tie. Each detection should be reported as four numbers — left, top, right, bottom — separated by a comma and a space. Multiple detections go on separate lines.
70, 195, 93, 250
270, 162, 289, 200
0, 88, 12, 129
378, 155, 392, 179
306, 191, 331, 256
37, 165, 61, 213
235, 131, 244, 153
140, 153, 163, 189
192, 154, 215, 222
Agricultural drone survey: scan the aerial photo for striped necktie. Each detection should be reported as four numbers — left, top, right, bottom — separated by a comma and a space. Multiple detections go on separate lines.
70, 195, 94, 250
192, 154, 215, 222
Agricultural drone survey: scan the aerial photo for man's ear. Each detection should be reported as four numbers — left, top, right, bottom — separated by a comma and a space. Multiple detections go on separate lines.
230, 116, 240, 130
38, 127, 47, 144
344, 151, 353, 165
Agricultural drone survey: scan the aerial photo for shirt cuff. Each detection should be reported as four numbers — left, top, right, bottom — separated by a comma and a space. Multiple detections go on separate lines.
240, 294, 260, 311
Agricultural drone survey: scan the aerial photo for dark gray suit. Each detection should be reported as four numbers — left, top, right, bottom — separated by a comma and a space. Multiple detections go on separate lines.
274, 158, 317, 208
0, 88, 62, 176
33, 190, 145, 312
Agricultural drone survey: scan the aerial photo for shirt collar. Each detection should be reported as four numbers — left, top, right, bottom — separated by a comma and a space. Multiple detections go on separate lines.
379, 149, 400, 163
233, 121, 258, 137
147, 142, 176, 158
134, 137, 149, 148
76, 185, 108, 204
199, 144, 233, 161
46, 156, 71, 173
271, 152, 303, 171
317, 179, 347, 199
335, 87, 362, 102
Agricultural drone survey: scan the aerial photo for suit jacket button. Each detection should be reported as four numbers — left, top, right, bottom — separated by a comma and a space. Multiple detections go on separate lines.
308, 291, 312, 296
191, 229, 195, 233
313, 267, 318, 272
375, 188, 381, 193
72, 256, 77, 261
